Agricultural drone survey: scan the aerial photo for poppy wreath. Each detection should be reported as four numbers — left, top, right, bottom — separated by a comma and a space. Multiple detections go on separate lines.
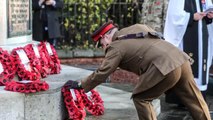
4, 80, 49, 93
79, 89, 105, 116
38, 42, 61, 74
37, 43, 51, 76
11, 47, 41, 81
24, 44, 48, 78
61, 87, 86, 120
0, 48, 16, 85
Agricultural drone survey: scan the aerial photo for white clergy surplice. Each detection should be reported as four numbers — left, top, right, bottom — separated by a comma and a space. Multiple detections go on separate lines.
164, 0, 213, 91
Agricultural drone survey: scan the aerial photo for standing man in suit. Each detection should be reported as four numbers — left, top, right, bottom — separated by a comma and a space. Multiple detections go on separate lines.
32, 0, 63, 47
64, 21, 211, 120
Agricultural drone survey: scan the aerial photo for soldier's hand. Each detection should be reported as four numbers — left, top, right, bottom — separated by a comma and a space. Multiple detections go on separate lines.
64, 80, 83, 90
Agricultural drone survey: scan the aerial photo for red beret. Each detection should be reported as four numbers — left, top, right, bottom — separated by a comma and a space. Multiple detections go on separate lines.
91, 21, 116, 42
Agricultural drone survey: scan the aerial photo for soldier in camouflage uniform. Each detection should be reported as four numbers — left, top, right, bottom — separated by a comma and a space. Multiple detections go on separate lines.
141, 0, 169, 33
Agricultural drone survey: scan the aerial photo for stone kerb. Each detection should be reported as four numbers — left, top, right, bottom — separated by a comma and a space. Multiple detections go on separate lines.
56, 50, 74, 59
57, 49, 105, 59
73, 49, 94, 57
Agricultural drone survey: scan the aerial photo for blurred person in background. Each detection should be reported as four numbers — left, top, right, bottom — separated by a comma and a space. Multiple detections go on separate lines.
32, 0, 63, 47
141, 0, 169, 33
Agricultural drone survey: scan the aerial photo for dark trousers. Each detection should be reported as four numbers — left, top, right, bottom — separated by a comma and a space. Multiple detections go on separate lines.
43, 29, 57, 47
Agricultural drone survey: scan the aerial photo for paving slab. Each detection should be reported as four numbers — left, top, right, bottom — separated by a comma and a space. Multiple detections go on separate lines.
157, 93, 213, 120
85, 85, 160, 120
101, 82, 213, 120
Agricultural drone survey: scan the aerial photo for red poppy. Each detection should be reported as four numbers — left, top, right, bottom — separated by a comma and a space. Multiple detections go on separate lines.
61, 87, 86, 120
38, 42, 61, 75
11, 47, 41, 81
79, 89, 105, 116
24, 44, 48, 78
4, 80, 49, 93
0, 48, 16, 85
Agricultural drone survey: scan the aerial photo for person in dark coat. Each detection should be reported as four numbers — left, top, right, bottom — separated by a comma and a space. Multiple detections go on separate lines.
64, 21, 211, 120
32, 0, 63, 47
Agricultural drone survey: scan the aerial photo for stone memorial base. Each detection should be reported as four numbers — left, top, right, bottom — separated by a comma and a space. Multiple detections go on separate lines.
0, 65, 161, 120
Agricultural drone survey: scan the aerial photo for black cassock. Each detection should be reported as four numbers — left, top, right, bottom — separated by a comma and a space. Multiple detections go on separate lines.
164, 0, 213, 103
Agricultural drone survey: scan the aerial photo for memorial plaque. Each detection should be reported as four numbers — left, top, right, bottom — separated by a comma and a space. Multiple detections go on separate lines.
7, 0, 31, 38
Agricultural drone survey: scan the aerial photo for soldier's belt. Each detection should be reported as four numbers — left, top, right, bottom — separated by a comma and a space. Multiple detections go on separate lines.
116, 32, 164, 40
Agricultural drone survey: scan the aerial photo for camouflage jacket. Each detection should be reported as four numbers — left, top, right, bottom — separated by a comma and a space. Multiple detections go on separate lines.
141, 0, 169, 33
